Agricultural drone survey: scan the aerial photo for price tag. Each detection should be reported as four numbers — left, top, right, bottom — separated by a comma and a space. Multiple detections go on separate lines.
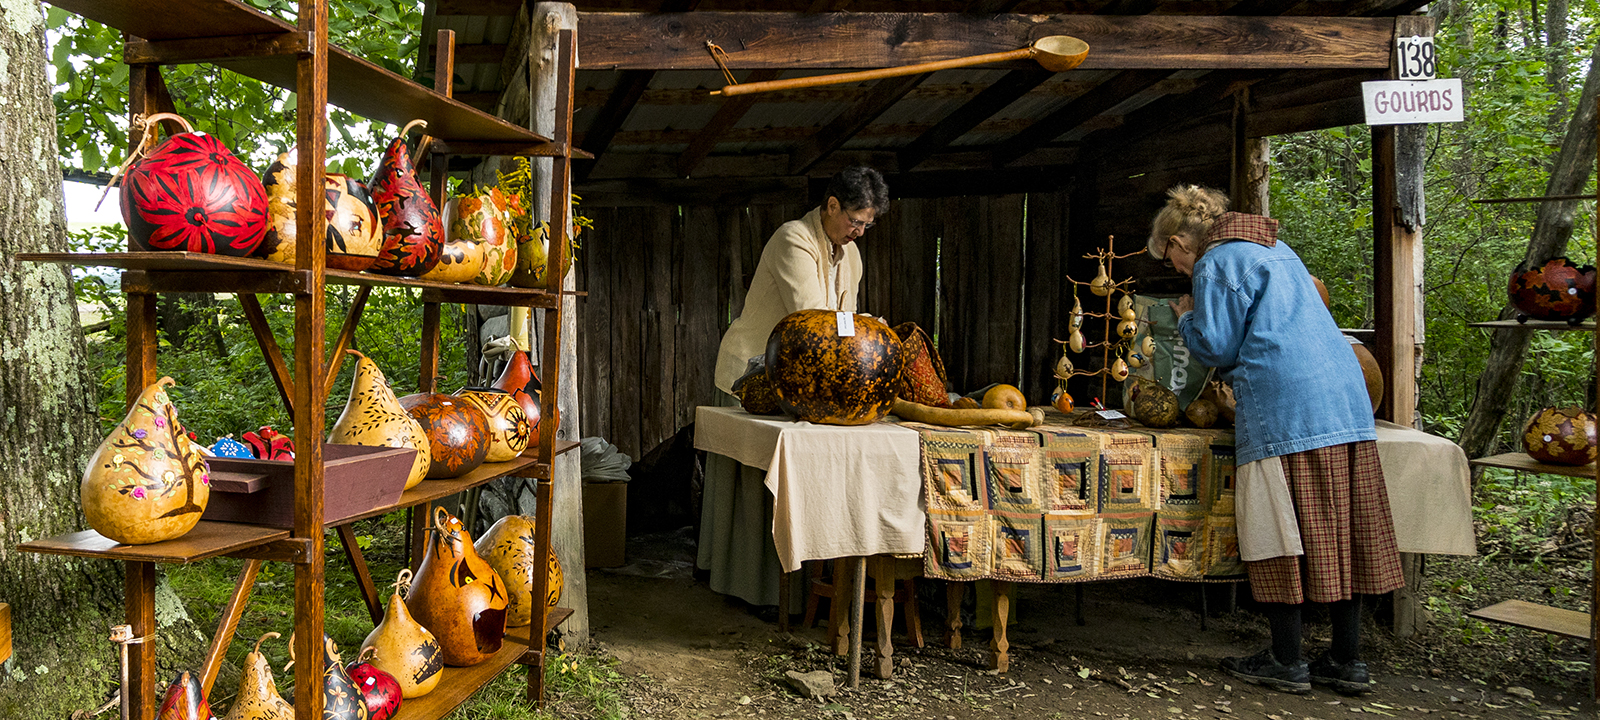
1396, 36, 1438, 80
1096, 409, 1126, 420
836, 311, 855, 337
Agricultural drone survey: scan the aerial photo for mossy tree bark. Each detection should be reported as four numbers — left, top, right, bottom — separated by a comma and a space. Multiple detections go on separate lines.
0, 3, 203, 715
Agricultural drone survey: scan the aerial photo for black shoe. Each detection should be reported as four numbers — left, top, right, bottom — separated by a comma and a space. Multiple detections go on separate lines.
1309, 652, 1371, 695
1220, 649, 1311, 694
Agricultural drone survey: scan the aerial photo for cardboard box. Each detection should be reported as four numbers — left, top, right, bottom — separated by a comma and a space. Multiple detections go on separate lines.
583, 482, 627, 568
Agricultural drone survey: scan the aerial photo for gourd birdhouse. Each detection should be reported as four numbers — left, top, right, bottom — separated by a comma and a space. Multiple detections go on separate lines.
406, 507, 509, 666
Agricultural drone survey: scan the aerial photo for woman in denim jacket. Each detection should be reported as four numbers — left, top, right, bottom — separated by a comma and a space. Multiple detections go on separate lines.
1148, 185, 1403, 695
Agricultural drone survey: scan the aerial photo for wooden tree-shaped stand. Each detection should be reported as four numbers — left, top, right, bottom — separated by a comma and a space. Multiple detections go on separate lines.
1053, 236, 1157, 409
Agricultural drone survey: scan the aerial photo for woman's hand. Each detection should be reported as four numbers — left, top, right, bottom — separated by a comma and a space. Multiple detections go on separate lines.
1174, 294, 1194, 316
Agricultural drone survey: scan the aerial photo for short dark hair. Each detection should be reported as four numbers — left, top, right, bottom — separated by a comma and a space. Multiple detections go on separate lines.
825, 166, 889, 214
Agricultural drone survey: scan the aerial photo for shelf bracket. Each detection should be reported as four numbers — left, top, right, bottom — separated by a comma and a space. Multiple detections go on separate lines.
124, 31, 314, 65
229, 537, 314, 564
237, 294, 297, 417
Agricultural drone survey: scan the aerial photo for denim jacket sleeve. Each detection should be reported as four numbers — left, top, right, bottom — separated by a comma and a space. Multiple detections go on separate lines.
1177, 271, 1253, 369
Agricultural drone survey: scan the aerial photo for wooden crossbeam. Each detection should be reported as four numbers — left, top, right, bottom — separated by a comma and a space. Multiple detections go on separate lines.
898, 67, 1054, 171
991, 69, 1171, 166
577, 12, 1395, 70
427, 42, 510, 65
676, 69, 783, 178
576, 70, 656, 182
789, 72, 931, 175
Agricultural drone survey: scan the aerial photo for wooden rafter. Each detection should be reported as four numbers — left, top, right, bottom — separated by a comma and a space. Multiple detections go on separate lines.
675, 69, 782, 178
790, 72, 932, 175
965, 0, 1028, 12
991, 69, 1171, 166
898, 67, 1053, 172
576, 69, 655, 181
581, 114, 1123, 148
576, 13, 1395, 70
426, 42, 508, 65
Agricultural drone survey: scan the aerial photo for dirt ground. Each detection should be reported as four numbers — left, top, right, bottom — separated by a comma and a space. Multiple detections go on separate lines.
584, 529, 1596, 720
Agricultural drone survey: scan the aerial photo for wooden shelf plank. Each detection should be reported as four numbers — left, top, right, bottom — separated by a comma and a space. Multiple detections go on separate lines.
1470, 452, 1597, 479
47, 0, 550, 145
18, 521, 289, 564
336, 440, 576, 525
1468, 318, 1597, 331
1468, 599, 1591, 640
390, 608, 574, 720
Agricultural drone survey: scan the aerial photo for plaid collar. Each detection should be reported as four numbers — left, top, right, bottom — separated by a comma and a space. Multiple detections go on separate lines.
1204, 212, 1278, 249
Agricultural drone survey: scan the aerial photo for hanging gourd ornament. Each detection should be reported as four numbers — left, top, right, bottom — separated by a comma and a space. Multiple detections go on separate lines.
1053, 354, 1074, 379
360, 569, 443, 698
1051, 389, 1075, 414
1090, 259, 1113, 296
81, 377, 211, 545
474, 514, 564, 628
1117, 293, 1136, 321
158, 671, 213, 720
368, 119, 443, 277
222, 633, 293, 720
122, 113, 269, 256
1127, 349, 1147, 369
1110, 357, 1130, 382
1141, 335, 1156, 357
1068, 328, 1086, 354
1116, 319, 1138, 339
329, 350, 432, 490
346, 648, 403, 720
1070, 295, 1084, 329
406, 507, 509, 666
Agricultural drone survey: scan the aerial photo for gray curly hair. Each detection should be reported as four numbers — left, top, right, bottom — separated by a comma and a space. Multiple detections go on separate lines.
1148, 185, 1229, 260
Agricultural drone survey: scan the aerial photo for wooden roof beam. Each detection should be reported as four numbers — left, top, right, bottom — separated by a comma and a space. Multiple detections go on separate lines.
898, 68, 1054, 172
576, 70, 655, 182
426, 43, 509, 65
577, 12, 1395, 70
991, 69, 1171, 167
789, 73, 932, 176
675, 69, 782, 178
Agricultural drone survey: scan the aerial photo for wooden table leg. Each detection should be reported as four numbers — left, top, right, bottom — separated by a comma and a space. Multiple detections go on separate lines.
848, 556, 866, 689
989, 580, 1012, 673
872, 556, 895, 679
778, 568, 792, 632
200, 558, 262, 698
906, 577, 924, 648
831, 559, 849, 657
945, 581, 964, 649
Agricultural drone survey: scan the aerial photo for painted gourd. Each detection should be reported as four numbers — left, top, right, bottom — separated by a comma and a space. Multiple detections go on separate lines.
359, 569, 443, 699
489, 349, 542, 434
256, 149, 383, 271
419, 191, 489, 284
1350, 341, 1384, 414
287, 635, 369, 720
453, 387, 532, 463
242, 425, 294, 460
222, 633, 293, 720
473, 515, 564, 628
1127, 377, 1180, 428
81, 377, 211, 545
765, 309, 904, 426
346, 648, 403, 720
158, 671, 213, 720
406, 507, 509, 666
399, 392, 492, 479
330, 350, 432, 490
439, 186, 517, 286
123, 113, 268, 256
368, 119, 442, 277
510, 219, 577, 288
1509, 257, 1598, 324
1522, 407, 1598, 465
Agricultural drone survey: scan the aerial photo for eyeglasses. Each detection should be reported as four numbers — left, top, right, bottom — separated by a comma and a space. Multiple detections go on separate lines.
848, 218, 876, 231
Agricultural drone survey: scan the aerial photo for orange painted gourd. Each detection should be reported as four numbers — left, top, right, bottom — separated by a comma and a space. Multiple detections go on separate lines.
489, 349, 542, 434
158, 671, 213, 720
81, 377, 211, 544
368, 119, 442, 277
329, 350, 431, 490
222, 633, 293, 720
453, 387, 532, 463
764, 309, 904, 425
473, 515, 564, 627
359, 569, 443, 698
255, 149, 383, 271
399, 392, 492, 479
406, 507, 509, 666
1522, 407, 1598, 465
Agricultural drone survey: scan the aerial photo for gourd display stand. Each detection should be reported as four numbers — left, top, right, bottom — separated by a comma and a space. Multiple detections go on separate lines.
15, 2, 581, 718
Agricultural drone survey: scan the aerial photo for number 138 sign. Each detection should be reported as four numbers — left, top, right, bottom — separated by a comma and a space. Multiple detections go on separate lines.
1396, 35, 1437, 80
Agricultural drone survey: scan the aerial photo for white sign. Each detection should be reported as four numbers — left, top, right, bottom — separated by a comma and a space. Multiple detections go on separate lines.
1395, 35, 1438, 80
835, 311, 855, 337
1362, 79, 1463, 125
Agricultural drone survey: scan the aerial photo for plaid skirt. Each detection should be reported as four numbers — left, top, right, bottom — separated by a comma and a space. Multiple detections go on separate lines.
1246, 441, 1405, 604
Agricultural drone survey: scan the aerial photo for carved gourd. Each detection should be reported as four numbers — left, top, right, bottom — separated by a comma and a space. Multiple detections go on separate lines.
453, 387, 531, 463
222, 633, 293, 720
81, 377, 211, 545
490, 348, 542, 435
419, 191, 489, 284
474, 515, 564, 628
359, 569, 443, 699
330, 350, 431, 490
511, 219, 577, 288
406, 507, 509, 666
256, 149, 384, 271
123, 113, 268, 256
346, 648, 403, 720
399, 392, 492, 479
288, 634, 369, 720
367, 119, 442, 277
477, 187, 519, 286
158, 671, 213, 720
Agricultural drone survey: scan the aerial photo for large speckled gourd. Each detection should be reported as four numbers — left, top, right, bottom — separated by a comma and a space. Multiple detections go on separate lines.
360, 569, 443, 698
473, 515, 564, 627
222, 633, 293, 720
406, 507, 509, 666
329, 350, 431, 490
764, 309, 904, 425
1126, 376, 1180, 429
81, 377, 211, 544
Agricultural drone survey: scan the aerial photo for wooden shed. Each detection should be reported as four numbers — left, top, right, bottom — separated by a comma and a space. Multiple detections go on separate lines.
425, 1, 1426, 536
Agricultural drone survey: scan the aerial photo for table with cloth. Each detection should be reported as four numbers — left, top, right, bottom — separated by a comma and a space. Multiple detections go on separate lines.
694, 406, 1475, 677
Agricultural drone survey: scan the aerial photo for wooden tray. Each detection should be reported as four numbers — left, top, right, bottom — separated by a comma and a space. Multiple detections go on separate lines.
202, 444, 416, 528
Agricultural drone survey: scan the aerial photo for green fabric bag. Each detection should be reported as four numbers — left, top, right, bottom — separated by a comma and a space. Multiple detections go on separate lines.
1126, 294, 1212, 410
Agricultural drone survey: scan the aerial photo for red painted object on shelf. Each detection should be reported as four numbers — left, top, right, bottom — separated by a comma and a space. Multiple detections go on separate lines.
1508, 257, 1597, 324
123, 113, 268, 257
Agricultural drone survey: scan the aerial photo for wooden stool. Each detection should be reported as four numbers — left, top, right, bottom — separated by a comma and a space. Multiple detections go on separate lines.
804, 559, 924, 663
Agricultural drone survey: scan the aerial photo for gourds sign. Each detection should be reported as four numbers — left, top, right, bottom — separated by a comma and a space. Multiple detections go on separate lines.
1362, 79, 1464, 125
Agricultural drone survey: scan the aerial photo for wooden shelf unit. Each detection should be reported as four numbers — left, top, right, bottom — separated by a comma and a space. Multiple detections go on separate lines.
24, 1, 582, 718
1469, 452, 1597, 480
1468, 318, 1597, 331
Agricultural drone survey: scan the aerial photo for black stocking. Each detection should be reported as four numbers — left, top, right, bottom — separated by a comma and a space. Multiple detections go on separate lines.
1262, 602, 1303, 665
1328, 598, 1361, 663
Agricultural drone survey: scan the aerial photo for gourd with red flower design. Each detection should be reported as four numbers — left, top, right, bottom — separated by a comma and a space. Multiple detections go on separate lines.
122, 113, 268, 256
1508, 257, 1598, 324
368, 119, 442, 277
399, 392, 491, 478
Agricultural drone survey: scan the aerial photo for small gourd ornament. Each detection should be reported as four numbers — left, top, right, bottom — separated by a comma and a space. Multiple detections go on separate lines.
222, 633, 293, 720
490, 347, 543, 435
81, 377, 211, 545
288, 634, 369, 720
474, 514, 565, 628
329, 350, 431, 490
360, 569, 443, 699
454, 387, 532, 463
368, 119, 442, 277
406, 507, 509, 666
1110, 357, 1130, 382
158, 671, 213, 720
346, 648, 404, 720
1089, 259, 1113, 296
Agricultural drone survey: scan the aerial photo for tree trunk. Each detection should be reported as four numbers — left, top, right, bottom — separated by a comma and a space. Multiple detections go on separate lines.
1543, 0, 1570, 136
1456, 41, 1600, 463
0, 3, 202, 716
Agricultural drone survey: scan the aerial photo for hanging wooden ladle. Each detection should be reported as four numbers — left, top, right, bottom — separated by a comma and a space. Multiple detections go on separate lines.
711, 35, 1088, 97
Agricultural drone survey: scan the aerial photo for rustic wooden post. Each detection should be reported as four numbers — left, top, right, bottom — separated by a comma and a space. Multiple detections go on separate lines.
1230, 86, 1270, 216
